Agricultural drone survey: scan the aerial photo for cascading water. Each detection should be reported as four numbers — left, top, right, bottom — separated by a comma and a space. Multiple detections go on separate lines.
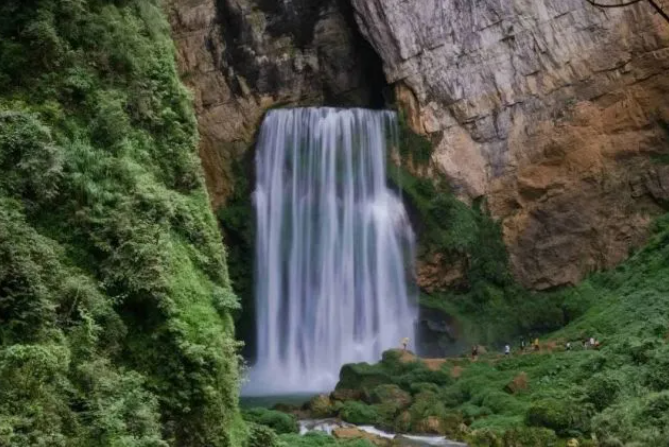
245, 108, 417, 395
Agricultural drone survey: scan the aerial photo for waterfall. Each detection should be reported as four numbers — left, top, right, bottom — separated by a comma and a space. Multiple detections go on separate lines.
245, 108, 417, 395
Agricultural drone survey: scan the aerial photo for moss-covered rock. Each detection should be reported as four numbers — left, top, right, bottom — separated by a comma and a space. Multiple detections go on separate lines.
339, 401, 381, 426
369, 384, 412, 410
307, 394, 336, 418
336, 363, 392, 400
242, 408, 299, 434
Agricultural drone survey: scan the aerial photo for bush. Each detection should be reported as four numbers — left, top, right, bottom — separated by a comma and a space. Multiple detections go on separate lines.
585, 373, 621, 411
502, 427, 558, 447
467, 429, 503, 447
246, 423, 279, 447
278, 432, 375, 447
526, 399, 591, 437
242, 408, 298, 435
409, 382, 440, 395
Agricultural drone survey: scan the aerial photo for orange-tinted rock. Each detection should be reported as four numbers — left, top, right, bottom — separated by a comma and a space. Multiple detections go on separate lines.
167, 0, 382, 210
505, 372, 529, 394
352, 0, 669, 289
332, 427, 392, 447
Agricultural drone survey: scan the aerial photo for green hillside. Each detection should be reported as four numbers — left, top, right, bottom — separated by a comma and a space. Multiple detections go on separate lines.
0, 1, 245, 446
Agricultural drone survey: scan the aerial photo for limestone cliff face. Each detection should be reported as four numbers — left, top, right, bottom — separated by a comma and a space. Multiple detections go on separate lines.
351, 0, 669, 289
167, 0, 384, 210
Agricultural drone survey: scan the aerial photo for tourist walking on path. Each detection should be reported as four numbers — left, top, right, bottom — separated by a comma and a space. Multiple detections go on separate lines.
504, 344, 511, 355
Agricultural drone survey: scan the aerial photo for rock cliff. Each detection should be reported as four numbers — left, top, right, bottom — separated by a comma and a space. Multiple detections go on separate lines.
169, 0, 669, 290
167, 0, 385, 210
351, 0, 669, 288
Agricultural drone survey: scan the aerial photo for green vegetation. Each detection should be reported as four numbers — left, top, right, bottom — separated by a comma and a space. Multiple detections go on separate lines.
216, 157, 255, 345
328, 213, 669, 446
0, 1, 245, 446
278, 432, 374, 447
242, 408, 299, 435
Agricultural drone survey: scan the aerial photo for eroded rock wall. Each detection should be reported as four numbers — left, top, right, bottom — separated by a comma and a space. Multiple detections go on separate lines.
168, 0, 385, 209
352, 0, 669, 288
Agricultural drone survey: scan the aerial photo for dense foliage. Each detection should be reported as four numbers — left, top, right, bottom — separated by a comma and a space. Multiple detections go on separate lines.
0, 1, 245, 446
326, 213, 669, 446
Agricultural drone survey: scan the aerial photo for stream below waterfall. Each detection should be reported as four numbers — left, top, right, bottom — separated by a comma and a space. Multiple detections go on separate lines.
300, 419, 467, 447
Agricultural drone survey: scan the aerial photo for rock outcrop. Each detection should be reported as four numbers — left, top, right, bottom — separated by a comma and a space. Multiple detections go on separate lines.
351, 0, 669, 288
167, 0, 384, 209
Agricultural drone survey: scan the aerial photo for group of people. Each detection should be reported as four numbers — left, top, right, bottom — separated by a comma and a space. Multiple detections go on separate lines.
496, 336, 601, 357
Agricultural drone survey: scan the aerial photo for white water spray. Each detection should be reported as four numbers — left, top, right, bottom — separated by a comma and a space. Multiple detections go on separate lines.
245, 108, 417, 395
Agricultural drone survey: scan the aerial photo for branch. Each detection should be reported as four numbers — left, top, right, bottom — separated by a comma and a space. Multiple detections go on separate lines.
584, 0, 669, 24
584, 0, 644, 7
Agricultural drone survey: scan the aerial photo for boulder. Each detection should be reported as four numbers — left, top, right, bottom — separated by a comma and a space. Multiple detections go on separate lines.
332, 427, 392, 447
505, 372, 529, 394
306, 394, 335, 418
370, 384, 412, 410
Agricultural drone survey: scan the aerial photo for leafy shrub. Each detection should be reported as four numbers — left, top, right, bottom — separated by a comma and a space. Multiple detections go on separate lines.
502, 427, 558, 447
246, 423, 279, 447
585, 373, 621, 411
278, 432, 374, 447
526, 399, 591, 437
409, 382, 440, 395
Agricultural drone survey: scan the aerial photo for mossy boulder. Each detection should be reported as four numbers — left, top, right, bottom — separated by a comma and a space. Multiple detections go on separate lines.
467, 429, 503, 447
339, 401, 381, 426
336, 362, 392, 400
370, 384, 412, 410
394, 410, 412, 433
307, 394, 336, 418
408, 391, 447, 423
505, 372, 529, 394
412, 413, 464, 437
242, 407, 299, 434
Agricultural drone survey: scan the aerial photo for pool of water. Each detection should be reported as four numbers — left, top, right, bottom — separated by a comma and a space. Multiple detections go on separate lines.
239, 393, 316, 409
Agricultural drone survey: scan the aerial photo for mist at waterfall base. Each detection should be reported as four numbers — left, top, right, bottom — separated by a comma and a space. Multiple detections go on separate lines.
243, 108, 418, 396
